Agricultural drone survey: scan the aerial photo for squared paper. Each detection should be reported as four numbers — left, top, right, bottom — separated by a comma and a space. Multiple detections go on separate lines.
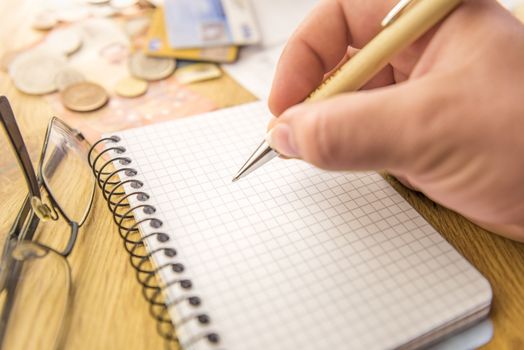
109, 101, 491, 350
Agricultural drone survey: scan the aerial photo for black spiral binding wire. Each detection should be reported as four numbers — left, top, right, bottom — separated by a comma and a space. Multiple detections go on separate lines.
88, 136, 220, 349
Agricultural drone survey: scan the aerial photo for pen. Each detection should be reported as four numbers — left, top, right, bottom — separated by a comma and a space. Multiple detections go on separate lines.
232, 0, 463, 182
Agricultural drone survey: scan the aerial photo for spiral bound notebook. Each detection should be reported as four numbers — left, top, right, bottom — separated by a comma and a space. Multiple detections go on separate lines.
92, 101, 492, 350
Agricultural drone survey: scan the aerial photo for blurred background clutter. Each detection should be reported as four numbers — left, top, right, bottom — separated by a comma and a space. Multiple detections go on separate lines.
1, 0, 523, 140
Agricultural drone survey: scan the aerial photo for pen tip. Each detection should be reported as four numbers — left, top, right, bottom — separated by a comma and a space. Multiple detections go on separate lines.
231, 176, 239, 183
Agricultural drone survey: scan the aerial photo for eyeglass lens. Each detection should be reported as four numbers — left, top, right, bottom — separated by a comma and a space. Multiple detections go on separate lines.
0, 242, 71, 350
40, 119, 95, 226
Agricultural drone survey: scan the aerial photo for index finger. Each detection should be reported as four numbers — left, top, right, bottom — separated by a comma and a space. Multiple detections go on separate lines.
268, 0, 397, 116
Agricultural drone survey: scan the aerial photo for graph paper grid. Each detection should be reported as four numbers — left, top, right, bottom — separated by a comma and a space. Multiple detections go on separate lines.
110, 101, 491, 350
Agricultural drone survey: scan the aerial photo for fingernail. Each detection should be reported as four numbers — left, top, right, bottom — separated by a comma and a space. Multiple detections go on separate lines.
266, 124, 300, 158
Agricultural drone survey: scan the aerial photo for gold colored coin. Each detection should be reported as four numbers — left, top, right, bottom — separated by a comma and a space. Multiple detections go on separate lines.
114, 76, 148, 98
60, 82, 109, 112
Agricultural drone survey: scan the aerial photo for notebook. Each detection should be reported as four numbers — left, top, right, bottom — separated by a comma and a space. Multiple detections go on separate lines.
99, 101, 492, 350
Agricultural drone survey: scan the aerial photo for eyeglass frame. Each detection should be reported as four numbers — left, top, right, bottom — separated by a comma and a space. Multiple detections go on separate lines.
0, 95, 95, 346
0, 96, 95, 256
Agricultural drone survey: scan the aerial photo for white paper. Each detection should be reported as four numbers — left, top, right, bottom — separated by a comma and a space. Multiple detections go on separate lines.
110, 101, 492, 350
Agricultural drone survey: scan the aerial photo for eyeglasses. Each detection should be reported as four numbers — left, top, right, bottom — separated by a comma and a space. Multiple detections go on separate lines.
0, 96, 96, 349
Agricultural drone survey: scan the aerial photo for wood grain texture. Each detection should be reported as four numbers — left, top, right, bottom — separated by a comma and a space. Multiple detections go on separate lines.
0, 1, 522, 349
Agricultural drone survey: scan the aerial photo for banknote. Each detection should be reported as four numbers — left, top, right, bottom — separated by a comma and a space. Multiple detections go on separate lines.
164, 0, 260, 48
47, 75, 217, 142
145, 7, 239, 63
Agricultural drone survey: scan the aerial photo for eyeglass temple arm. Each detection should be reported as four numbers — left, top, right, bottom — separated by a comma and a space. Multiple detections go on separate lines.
0, 97, 41, 198
7, 194, 40, 241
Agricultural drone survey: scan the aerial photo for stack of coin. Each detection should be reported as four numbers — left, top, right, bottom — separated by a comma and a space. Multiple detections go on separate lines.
112, 52, 177, 99
6, 2, 205, 114
8, 25, 85, 96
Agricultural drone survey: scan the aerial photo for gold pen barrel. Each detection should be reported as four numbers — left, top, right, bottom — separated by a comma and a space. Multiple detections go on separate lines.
308, 0, 463, 102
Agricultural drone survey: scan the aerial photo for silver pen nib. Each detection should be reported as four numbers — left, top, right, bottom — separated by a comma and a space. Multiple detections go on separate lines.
232, 139, 278, 182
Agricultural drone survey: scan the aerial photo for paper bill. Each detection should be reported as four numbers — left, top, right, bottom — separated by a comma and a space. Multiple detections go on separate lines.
47, 75, 217, 141
174, 63, 222, 84
145, 7, 238, 62
164, 0, 260, 48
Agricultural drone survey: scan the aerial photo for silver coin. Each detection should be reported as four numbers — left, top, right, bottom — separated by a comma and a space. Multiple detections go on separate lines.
32, 11, 58, 31
54, 67, 86, 91
88, 5, 117, 17
43, 28, 83, 56
54, 6, 90, 23
110, 0, 138, 9
9, 50, 67, 95
128, 52, 176, 81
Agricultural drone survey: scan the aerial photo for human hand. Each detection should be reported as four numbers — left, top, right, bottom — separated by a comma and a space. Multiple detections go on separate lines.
267, 0, 524, 241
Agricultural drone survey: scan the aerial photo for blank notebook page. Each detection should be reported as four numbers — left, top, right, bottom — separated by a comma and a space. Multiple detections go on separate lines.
110, 101, 491, 350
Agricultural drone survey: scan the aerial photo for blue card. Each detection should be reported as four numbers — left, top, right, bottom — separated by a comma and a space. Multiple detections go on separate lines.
164, 0, 261, 49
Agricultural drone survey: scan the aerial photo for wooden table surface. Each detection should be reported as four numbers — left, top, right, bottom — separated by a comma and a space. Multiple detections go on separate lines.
1, 1, 523, 349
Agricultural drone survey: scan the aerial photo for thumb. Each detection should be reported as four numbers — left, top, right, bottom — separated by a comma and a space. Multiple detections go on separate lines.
266, 76, 449, 172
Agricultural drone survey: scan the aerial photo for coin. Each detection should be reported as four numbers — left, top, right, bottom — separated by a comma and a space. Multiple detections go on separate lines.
9, 50, 67, 95
32, 11, 57, 31
43, 28, 83, 56
60, 82, 109, 112
110, 0, 139, 9
54, 67, 86, 91
128, 52, 176, 81
114, 76, 148, 98
54, 6, 90, 23
89, 5, 117, 17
